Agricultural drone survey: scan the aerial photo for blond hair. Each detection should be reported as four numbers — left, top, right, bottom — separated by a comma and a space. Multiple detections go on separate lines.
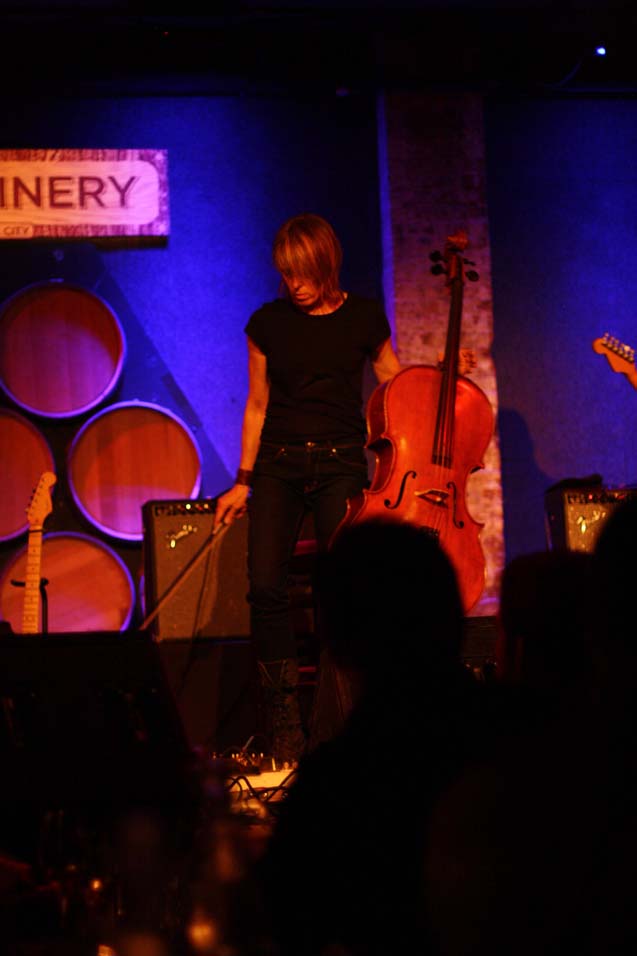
273, 213, 343, 304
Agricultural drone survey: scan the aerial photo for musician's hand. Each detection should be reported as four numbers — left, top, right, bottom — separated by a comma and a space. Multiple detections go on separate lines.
459, 348, 477, 375
214, 484, 250, 530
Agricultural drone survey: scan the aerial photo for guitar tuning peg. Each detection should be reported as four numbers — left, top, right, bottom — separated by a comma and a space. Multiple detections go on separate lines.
429, 250, 443, 262
431, 264, 446, 276
466, 270, 479, 282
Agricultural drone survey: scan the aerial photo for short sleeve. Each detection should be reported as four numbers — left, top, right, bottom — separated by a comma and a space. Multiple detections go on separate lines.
244, 306, 269, 354
366, 300, 392, 355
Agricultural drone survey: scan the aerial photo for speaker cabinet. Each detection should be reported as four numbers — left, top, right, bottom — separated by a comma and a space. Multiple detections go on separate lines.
544, 486, 637, 553
157, 637, 260, 754
142, 499, 259, 753
142, 498, 250, 641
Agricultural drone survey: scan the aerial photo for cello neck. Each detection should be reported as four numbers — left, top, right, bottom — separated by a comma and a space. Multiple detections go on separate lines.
432, 232, 467, 467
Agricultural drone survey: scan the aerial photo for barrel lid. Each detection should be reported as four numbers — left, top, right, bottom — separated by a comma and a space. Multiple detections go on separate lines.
0, 280, 125, 418
67, 400, 202, 540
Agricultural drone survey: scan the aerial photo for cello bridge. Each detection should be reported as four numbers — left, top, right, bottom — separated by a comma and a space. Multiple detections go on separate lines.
415, 488, 449, 508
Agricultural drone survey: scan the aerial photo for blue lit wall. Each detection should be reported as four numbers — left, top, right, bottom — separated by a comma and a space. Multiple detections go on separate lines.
0, 90, 383, 613
0, 91, 383, 496
486, 96, 637, 560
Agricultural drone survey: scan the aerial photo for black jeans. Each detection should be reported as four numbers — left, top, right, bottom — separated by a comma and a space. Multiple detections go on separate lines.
248, 440, 368, 662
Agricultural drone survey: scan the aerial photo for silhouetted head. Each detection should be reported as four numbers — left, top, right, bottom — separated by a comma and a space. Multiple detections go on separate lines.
496, 548, 597, 694
315, 520, 464, 687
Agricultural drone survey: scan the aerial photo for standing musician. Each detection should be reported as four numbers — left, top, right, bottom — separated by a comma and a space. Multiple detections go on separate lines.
214, 213, 475, 766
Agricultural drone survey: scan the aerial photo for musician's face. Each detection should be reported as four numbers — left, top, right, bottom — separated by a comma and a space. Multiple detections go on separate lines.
281, 273, 322, 312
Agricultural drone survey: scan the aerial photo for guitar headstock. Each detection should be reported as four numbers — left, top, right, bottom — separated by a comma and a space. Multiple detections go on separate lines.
26, 471, 57, 531
593, 333, 637, 384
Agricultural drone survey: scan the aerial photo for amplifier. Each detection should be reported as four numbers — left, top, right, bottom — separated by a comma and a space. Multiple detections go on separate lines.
544, 486, 637, 553
142, 498, 250, 641
142, 499, 258, 753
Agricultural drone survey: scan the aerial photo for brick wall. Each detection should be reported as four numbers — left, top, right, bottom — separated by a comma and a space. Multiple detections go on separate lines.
378, 91, 504, 615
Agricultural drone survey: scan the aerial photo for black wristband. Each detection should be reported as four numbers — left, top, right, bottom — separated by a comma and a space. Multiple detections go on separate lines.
236, 468, 253, 487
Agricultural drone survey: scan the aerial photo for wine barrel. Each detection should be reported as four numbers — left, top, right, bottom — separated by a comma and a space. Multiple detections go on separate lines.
0, 281, 125, 418
0, 408, 55, 542
0, 531, 135, 633
67, 401, 202, 541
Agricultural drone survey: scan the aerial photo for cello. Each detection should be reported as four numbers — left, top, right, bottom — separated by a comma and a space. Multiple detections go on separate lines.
334, 229, 494, 613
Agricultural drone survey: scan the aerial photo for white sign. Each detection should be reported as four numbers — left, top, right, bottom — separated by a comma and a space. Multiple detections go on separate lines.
0, 149, 169, 239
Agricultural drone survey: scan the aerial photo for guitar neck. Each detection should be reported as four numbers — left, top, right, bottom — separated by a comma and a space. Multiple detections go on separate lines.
22, 527, 43, 634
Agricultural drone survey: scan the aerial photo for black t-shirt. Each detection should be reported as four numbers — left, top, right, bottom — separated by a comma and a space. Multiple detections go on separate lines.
244, 293, 391, 443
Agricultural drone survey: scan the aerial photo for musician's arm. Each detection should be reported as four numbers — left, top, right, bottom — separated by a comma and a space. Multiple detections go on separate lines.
213, 337, 269, 528
371, 338, 402, 383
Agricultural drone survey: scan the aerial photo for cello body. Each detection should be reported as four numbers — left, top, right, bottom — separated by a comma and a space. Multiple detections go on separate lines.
334, 230, 494, 614
340, 365, 493, 613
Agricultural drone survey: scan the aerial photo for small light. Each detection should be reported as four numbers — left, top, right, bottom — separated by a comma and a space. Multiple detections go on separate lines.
595, 46, 606, 56
186, 909, 220, 952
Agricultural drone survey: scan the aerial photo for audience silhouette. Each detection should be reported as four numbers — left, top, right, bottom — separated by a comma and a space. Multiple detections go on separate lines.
9, 501, 637, 955
584, 497, 637, 954
242, 502, 637, 956
423, 540, 619, 956
253, 519, 487, 956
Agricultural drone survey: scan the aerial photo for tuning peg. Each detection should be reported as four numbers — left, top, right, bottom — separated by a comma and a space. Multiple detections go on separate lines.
465, 270, 479, 282
429, 250, 443, 262
431, 264, 446, 276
